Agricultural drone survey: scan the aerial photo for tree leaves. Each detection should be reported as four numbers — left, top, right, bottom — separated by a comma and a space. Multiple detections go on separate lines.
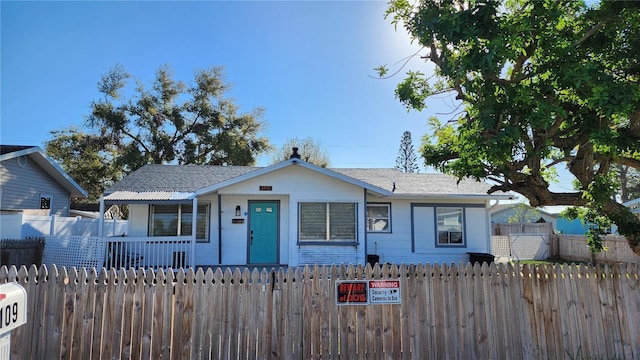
386, 0, 640, 255
47, 64, 271, 199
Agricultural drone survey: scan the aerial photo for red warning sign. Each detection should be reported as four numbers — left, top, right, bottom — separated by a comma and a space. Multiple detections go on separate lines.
336, 281, 368, 304
336, 280, 402, 305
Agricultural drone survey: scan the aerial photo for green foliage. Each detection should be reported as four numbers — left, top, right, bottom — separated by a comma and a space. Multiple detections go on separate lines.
562, 206, 613, 254
45, 128, 123, 202
270, 137, 330, 167
90, 64, 270, 167
395, 131, 419, 173
48, 64, 271, 198
383, 0, 640, 255
507, 203, 540, 224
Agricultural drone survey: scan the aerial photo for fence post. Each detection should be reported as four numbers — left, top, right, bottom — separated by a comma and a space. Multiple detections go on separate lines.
49, 215, 56, 237
98, 199, 104, 238
190, 197, 197, 268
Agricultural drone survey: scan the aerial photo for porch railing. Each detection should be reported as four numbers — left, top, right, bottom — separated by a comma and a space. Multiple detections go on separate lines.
42, 235, 195, 270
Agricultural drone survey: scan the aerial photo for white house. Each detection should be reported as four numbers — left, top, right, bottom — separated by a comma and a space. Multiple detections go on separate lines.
100, 152, 512, 268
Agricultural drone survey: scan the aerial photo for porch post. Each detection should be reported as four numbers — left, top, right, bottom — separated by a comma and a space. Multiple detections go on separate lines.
98, 197, 105, 238
218, 194, 222, 265
190, 197, 197, 268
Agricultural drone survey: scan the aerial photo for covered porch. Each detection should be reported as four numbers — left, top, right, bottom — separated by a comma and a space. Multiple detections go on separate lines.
97, 190, 202, 269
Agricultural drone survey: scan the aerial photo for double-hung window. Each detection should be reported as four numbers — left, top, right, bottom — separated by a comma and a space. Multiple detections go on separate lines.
149, 203, 210, 242
436, 207, 464, 245
299, 202, 357, 242
366, 203, 391, 232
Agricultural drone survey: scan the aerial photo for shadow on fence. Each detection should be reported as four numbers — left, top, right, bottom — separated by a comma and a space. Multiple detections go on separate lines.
2, 262, 639, 359
0, 237, 45, 268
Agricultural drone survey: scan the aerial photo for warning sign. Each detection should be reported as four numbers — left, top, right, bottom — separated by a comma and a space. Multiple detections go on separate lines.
336, 280, 401, 305
368, 280, 401, 304
336, 281, 368, 304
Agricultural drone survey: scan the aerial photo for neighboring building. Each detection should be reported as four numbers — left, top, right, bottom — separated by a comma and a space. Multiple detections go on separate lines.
0, 145, 87, 216
101, 152, 512, 267
490, 203, 557, 228
624, 198, 640, 219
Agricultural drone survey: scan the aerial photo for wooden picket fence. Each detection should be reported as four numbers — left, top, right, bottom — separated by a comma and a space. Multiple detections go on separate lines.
2, 262, 640, 359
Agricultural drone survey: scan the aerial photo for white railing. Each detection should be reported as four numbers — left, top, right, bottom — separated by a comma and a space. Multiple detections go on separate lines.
103, 236, 194, 269
42, 235, 195, 270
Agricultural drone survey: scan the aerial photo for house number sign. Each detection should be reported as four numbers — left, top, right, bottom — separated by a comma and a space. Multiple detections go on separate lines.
0, 282, 27, 335
259, 186, 272, 191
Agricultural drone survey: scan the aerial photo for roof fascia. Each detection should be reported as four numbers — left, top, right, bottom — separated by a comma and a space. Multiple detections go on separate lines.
195, 158, 391, 196
624, 198, 640, 207
0, 146, 39, 161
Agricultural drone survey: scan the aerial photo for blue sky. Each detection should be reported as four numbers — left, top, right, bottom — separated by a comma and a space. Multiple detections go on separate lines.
0, 0, 577, 193
1, 0, 448, 169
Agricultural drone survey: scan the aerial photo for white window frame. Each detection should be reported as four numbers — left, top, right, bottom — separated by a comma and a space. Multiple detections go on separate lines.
298, 202, 357, 244
435, 206, 465, 247
366, 203, 391, 233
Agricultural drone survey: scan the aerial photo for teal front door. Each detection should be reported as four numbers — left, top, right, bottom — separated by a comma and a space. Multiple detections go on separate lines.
248, 201, 279, 264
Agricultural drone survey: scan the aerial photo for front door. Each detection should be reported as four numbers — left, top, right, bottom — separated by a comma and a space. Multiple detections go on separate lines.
248, 201, 279, 264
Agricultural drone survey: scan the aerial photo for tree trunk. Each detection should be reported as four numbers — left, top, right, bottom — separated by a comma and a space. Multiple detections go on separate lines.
602, 200, 640, 257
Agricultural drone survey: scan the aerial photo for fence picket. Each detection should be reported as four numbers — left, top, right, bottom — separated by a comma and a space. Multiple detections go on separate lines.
121, 268, 137, 359
74, 268, 98, 358
619, 264, 640, 358
140, 268, 156, 360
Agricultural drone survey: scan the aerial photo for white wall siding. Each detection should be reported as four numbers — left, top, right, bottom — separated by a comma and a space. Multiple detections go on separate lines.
220, 166, 366, 267
216, 194, 289, 265
367, 199, 491, 265
194, 194, 219, 266
128, 204, 149, 237
464, 207, 490, 253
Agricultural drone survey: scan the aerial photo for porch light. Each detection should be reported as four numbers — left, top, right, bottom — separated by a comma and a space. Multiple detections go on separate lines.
235, 205, 241, 216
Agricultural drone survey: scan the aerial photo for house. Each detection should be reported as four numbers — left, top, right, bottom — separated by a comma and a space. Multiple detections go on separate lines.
100, 151, 512, 267
0, 145, 87, 217
490, 203, 557, 227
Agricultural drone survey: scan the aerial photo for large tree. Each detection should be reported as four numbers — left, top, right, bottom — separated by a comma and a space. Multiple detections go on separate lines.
46, 128, 123, 202
381, 0, 640, 255
48, 64, 271, 197
395, 130, 419, 173
270, 137, 330, 167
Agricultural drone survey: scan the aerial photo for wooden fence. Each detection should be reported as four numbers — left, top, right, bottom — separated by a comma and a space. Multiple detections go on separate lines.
2, 263, 640, 359
555, 234, 640, 265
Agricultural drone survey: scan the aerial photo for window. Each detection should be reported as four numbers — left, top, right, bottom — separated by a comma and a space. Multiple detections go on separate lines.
40, 195, 52, 210
437, 207, 464, 245
149, 203, 210, 242
366, 203, 390, 232
299, 202, 356, 242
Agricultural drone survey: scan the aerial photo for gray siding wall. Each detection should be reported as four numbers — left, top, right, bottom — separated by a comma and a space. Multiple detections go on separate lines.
0, 156, 71, 216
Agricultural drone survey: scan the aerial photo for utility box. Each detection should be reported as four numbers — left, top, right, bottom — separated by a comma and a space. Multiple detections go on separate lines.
0, 282, 28, 360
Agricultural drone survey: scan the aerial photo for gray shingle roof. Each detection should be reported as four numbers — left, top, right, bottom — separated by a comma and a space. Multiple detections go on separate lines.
106, 164, 259, 193
107, 164, 493, 197
332, 168, 491, 195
